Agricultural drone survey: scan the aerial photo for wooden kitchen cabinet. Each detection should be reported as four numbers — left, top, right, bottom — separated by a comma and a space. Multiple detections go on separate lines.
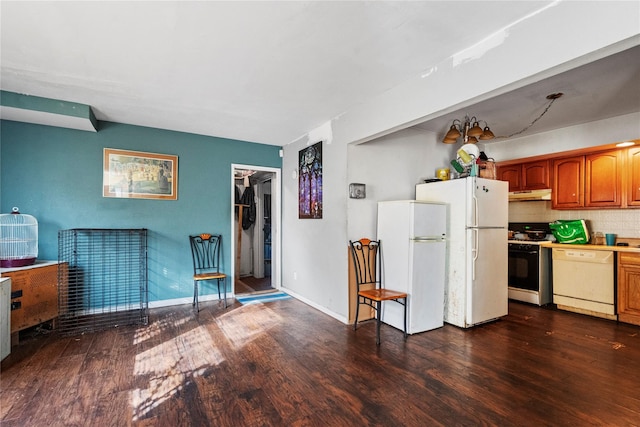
585, 150, 622, 207
497, 160, 549, 192
1, 261, 59, 334
618, 252, 640, 326
554, 150, 624, 209
552, 156, 584, 209
501, 143, 639, 210
522, 160, 550, 189
497, 164, 521, 191
627, 147, 640, 207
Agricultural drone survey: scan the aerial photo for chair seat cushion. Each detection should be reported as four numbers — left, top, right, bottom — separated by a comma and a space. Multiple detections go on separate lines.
358, 288, 407, 301
194, 272, 226, 280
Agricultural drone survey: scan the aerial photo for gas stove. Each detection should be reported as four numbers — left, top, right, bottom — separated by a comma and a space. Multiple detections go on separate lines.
508, 222, 553, 306
508, 222, 555, 244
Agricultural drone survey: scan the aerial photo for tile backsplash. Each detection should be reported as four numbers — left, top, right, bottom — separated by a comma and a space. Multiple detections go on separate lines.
509, 201, 640, 238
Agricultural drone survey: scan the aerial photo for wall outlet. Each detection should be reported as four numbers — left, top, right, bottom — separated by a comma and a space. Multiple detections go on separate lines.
293, 272, 297, 280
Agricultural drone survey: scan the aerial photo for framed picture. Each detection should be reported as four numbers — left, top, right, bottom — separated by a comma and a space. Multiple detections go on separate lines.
298, 141, 322, 218
103, 148, 178, 200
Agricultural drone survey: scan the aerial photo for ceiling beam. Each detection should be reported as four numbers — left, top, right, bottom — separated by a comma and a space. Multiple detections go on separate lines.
0, 90, 97, 132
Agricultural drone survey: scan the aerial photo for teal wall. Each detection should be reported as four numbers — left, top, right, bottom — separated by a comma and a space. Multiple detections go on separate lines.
0, 120, 281, 303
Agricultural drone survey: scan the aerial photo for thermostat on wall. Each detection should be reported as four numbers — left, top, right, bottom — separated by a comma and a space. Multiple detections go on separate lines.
349, 183, 366, 199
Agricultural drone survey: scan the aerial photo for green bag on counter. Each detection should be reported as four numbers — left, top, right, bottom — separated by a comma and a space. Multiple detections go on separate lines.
549, 220, 590, 244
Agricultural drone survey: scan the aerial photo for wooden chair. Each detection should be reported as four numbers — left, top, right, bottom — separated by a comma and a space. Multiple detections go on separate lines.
349, 238, 407, 345
189, 233, 228, 311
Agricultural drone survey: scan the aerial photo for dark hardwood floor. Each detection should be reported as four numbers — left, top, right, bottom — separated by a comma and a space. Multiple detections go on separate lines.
1, 299, 639, 426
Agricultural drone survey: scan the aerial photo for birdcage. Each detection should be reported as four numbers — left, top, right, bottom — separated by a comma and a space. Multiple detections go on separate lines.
0, 207, 38, 268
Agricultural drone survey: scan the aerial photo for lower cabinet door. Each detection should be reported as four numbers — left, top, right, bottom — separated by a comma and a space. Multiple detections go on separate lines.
618, 253, 640, 326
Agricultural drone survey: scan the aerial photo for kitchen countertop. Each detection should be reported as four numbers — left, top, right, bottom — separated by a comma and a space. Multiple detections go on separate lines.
542, 242, 640, 253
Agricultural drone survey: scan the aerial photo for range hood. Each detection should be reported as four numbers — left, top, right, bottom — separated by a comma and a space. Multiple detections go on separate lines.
508, 189, 552, 202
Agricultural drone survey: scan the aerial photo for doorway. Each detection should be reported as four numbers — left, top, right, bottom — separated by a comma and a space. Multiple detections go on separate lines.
231, 164, 281, 295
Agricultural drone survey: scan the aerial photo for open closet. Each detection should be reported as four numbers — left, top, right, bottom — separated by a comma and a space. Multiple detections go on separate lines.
234, 168, 274, 294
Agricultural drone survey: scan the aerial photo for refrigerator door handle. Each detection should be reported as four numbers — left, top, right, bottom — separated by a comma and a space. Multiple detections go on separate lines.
472, 228, 479, 281
412, 236, 446, 242
472, 193, 479, 228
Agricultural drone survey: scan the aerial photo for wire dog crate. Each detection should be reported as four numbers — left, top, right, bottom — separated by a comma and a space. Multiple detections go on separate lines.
58, 228, 148, 336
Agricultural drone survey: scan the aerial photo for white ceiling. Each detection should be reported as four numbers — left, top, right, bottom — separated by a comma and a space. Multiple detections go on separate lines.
415, 44, 640, 142
1, 1, 639, 146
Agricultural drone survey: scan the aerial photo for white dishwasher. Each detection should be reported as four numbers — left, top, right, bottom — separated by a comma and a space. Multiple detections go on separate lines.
552, 248, 616, 320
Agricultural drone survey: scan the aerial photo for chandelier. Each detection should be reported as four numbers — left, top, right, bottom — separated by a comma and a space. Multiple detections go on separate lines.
442, 116, 494, 144
442, 93, 563, 144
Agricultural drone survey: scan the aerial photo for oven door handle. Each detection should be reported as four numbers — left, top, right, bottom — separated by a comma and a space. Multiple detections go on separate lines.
509, 249, 539, 255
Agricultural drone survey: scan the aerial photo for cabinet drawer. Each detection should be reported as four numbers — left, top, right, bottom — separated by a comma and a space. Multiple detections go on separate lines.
620, 252, 640, 265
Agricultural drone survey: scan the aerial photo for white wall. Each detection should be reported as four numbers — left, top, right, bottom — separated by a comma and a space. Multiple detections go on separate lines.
281, 135, 350, 320
280, 3, 640, 322
347, 128, 452, 240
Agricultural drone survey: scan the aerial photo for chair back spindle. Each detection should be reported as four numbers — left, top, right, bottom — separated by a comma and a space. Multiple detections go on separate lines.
350, 238, 380, 291
190, 233, 222, 274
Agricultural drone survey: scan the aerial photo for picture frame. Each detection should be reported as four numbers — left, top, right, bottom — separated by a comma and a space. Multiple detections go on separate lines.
349, 183, 366, 199
103, 148, 178, 200
298, 141, 323, 219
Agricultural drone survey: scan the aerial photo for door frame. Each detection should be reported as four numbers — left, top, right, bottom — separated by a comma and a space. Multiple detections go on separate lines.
231, 164, 281, 292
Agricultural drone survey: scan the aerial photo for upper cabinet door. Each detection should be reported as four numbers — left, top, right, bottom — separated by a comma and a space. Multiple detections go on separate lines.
585, 150, 622, 207
627, 147, 640, 207
497, 161, 549, 191
496, 165, 521, 191
522, 160, 550, 189
553, 157, 584, 209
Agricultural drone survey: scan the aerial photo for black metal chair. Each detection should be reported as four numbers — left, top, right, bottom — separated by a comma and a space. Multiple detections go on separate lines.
189, 233, 228, 311
350, 238, 408, 345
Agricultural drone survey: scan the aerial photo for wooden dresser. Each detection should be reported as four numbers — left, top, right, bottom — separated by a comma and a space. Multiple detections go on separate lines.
0, 261, 60, 337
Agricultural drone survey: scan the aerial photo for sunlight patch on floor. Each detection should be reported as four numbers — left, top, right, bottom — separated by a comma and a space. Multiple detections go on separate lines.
216, 303, 283, 349
129, 324, 224, 421
133, 311, 191, 345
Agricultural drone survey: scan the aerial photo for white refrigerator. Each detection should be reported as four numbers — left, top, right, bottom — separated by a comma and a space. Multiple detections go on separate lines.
376, 200, 447, 334
416, 177, 508, 328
